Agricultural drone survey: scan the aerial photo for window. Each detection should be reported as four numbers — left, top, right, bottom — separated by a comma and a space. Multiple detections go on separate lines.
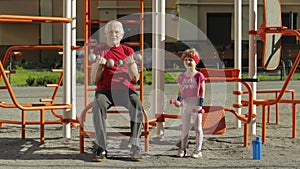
207, 13, 232, 48
282, 12, 297, 43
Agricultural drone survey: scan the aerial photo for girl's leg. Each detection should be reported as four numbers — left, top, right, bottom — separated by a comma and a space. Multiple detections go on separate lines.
193, 113, 203, 151
180, 110, 192, 150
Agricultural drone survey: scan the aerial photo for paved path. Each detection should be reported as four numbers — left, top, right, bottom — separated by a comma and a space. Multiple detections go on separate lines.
0, 81, 300, 168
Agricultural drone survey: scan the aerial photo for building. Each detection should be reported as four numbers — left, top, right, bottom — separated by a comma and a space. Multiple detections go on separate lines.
0, 0, 299, 68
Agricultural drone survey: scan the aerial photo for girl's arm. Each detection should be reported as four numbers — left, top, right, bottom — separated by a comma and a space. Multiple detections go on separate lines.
175, 84, 182, 107
200, 80, 205, 98
197, 80, 205, 111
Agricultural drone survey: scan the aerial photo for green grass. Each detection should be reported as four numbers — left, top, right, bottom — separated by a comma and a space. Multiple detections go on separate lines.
0, 68, 61, 86
1, 68, 299, 86
242, 73, 300, 81
143, 71, 181, 85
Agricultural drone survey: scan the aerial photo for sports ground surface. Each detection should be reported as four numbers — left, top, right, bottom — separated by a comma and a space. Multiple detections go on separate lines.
0, 81, 300, 168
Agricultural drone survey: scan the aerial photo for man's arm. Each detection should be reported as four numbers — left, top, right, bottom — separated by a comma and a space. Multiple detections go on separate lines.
94, 57, 106, 82
125, 55, 139, 83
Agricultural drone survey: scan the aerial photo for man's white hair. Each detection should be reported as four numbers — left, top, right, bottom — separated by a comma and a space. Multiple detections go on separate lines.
104, 20, 124, 34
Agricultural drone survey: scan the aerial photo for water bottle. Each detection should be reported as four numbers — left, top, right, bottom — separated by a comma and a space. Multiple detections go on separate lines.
252, 137, 262, 160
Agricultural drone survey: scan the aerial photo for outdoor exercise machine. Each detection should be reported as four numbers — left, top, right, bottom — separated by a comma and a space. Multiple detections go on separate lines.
0, 13, 77, 144
0, 0, 82, 143
78, 0, 156, 153
243, 0, 300, 143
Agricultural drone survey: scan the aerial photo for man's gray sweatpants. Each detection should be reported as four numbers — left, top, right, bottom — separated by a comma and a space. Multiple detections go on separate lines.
92, 89, 143, 150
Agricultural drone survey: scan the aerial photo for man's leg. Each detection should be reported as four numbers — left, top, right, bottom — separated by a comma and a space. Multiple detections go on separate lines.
111, 89, 143, 160
92, 90, 112, 161
128, 89, 143, 160
128, 89, 143, 145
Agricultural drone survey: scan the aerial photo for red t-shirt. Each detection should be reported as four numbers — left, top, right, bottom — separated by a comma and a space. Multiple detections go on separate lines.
94, 44, 135, 90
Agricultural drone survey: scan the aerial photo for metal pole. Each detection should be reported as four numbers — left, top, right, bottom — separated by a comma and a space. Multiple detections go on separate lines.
234, 0, 242, 128
290, 11, 294, 29
152, 0, 165, 136
71, 0, 77, 121
249, 0, 257, 135
63, 0, 72, 139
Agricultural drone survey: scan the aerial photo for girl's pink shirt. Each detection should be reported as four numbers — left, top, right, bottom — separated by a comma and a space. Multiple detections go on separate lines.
177, 72, 206, 99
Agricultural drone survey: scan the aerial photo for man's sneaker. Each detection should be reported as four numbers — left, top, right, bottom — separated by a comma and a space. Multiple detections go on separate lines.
130, 145, 142, 161
177, 149, 186, 157
92, 147, 107, 162
191, 150, 202, 158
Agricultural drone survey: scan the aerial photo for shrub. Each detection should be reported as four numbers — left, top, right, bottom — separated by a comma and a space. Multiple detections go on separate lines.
76, 70, 84, 84
36, 76, 58, 86
26, 76, 35, 86
26, 76, 58, 86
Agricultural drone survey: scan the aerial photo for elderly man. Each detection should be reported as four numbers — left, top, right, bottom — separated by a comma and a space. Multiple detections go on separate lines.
92, 20, 143, 162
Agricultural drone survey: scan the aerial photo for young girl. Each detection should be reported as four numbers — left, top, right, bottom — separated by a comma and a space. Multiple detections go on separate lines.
173, 48, 206, 158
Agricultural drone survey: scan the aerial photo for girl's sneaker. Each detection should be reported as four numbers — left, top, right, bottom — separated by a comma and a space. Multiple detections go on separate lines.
192, 150, 202, 158
177, 149, 186, 157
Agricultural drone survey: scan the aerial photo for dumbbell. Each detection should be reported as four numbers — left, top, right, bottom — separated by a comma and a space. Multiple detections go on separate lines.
97, 59, 121, 67
170, 99, 205, 113
170, 99, 184, 106
86, 53, 115, 67
115, 54, 143, 67
88, 53, 97, 62
92, 53, 142, 67
106, 59, 115, 67
135, 53, 142, 61
192, 108, 205, 114
89, 53, 142, 63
